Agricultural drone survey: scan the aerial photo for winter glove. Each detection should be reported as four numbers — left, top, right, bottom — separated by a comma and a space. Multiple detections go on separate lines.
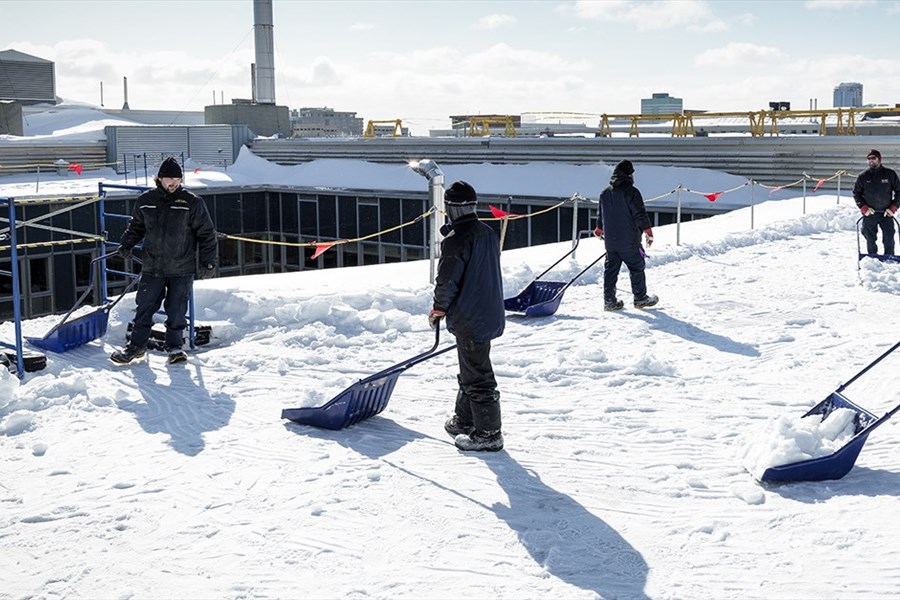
428, 309, 445, 329
860, 205, 875, 216
886, 206, 897, 218
117, 245, 132, 259
593, 227, 604, 239
197, 263, 216, 280
643, 228, 654, 248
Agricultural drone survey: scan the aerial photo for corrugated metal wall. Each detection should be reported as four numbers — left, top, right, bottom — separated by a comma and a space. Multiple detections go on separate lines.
249, 135, 900, 190
0, 60, 55, 103
105, 125, 246, 170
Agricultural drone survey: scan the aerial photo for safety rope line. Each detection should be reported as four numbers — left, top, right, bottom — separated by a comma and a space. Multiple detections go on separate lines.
222, 207, 437, 248
0, 168, 850, 258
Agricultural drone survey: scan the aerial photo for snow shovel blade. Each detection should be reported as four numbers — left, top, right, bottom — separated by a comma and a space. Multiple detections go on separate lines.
27, 307, 111, 353
760, 393, 887, 483
282, 326, 456, 430
504, 280, 566, 315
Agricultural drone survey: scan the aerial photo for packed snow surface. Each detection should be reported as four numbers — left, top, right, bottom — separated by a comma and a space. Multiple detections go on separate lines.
2, 186, 899, 598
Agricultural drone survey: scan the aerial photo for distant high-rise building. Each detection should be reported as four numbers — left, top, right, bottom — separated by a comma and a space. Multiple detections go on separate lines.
641, 92, 683, 116
833, 82, 863, 108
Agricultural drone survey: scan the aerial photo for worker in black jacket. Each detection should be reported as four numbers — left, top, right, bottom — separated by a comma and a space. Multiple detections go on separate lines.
429, 181, 505, 452
110, 157, 218, 365
594, 160, 658, 311
853, 149, 900, 256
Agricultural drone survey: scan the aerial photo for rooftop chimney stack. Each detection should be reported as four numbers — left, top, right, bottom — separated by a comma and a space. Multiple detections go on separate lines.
253, 0, 276, 104
122, 76, 130, 110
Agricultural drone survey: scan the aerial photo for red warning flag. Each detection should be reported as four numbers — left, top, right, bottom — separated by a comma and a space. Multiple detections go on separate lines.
194, 167, 201, 173
813, 179, 824, 193
489, 205, 522, 218
310, 243, 335, 260
705, 192, 722, 202
68, 164, 83, 175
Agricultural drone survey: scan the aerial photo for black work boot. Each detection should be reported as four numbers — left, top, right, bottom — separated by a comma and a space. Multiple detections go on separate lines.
444, 415, 475, 437
110, 344, 146, 365
165, 346, 188, 365
455, 429, 504, 452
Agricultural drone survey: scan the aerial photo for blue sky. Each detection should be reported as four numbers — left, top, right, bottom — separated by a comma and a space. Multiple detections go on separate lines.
5, 0, 900, 134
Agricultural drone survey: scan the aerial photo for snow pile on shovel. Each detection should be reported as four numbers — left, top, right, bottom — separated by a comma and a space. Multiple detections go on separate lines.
738, 407, 858, 480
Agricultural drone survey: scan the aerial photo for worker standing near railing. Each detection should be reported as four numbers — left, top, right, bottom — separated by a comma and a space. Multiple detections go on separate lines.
854, 149, 900, 256
110, 157, 218, 366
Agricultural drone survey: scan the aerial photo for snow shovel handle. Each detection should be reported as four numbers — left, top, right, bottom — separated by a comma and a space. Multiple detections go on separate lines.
836, 338, 900, 392
41, 251, 120, 338
532, 230, 597, 281
403, 323, 457, 370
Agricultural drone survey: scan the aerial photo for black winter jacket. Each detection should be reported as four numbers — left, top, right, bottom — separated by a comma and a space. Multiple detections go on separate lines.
120, 183, 218, 277
596, 170, 652, 252
853, 165, 900, 212
433, 213, 505, 343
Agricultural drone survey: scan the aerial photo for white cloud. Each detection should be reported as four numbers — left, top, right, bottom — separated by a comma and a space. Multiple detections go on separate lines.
804, 0, 876, 9
695, 42, 788, 68
567, 0, 725, 31
349, 22, 375, 31
473, 14, 517, 29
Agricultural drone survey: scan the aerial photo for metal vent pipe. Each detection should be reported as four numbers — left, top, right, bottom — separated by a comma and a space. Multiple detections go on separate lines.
253, 0, 276, 104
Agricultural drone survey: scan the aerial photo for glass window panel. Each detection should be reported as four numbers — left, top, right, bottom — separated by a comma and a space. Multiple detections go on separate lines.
299, 201, 318, 237
318, 196, 337, 238
380, 198, 401, 244
339, 197, 358, 239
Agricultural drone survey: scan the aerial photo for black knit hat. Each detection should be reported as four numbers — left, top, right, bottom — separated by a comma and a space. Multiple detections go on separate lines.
614, 160, 635, 175
444, 180, 477, 205
157, 157, 183, 178
867, 149, 881, 160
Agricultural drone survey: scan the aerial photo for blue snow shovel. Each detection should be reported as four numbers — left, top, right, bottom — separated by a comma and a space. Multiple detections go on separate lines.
761, 339, 900, 482
504, 232, 606, 318
27, 252, 139, 353
282, 324, 457, 430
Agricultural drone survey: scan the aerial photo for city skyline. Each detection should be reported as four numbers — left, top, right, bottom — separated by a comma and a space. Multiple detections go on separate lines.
4, 0, 900, 135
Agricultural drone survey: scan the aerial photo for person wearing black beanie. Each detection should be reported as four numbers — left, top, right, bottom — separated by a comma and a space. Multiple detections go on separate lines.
430, 180, 506, 451
854, 149, 900, 256
110, 156, 218, 366
594, 159, 658, 311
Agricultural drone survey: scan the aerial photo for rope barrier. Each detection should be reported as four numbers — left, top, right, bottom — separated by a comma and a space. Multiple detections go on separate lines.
221, 207, 437, 249
1, 168, 851, 260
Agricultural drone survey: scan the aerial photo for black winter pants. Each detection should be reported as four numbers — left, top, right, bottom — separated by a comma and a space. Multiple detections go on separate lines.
129, 274, 193, 350
604, 248, 647, 302
453, 338, 502, 434
861, 213, 896, 255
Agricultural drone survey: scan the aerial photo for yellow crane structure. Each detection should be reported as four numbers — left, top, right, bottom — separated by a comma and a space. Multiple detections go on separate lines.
465, 115, 517, 137
364, 119, 404, 138
596, 106, 900, 138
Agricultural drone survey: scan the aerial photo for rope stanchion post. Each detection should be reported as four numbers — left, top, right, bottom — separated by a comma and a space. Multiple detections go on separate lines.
802, 172, 808, 215
750, 179, 756, 230
837, 171, 842, 205
676, 185, 682, 246
408, 159, 445, 284
571, 194, 579, 257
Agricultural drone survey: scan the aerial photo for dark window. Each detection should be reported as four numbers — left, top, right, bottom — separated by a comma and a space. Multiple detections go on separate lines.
242, 191, 267, 233
339, 196, 358, 239
318, 196, 337, 238
299, 201, 318, 237
358, 203, 378, 240
380, 198, 401, 244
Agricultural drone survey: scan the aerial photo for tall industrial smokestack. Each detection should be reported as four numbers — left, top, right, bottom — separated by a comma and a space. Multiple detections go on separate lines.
253, 0, 276, 104
122, 76, 130, 110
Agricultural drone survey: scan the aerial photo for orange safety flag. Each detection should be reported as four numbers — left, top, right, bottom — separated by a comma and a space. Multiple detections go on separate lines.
704, 192, 722, 202
68, 164, 83, 175
193, 167, 202, 173
813, 179, 824, 193
310, 242, 336, 260
768, 185, 784, 196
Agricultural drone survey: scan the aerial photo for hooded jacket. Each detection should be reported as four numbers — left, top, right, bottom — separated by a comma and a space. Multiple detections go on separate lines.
120, 182, 218, 277
853, 165, 900, 212
596, 166, 652, 252
433, 213, 505, 343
